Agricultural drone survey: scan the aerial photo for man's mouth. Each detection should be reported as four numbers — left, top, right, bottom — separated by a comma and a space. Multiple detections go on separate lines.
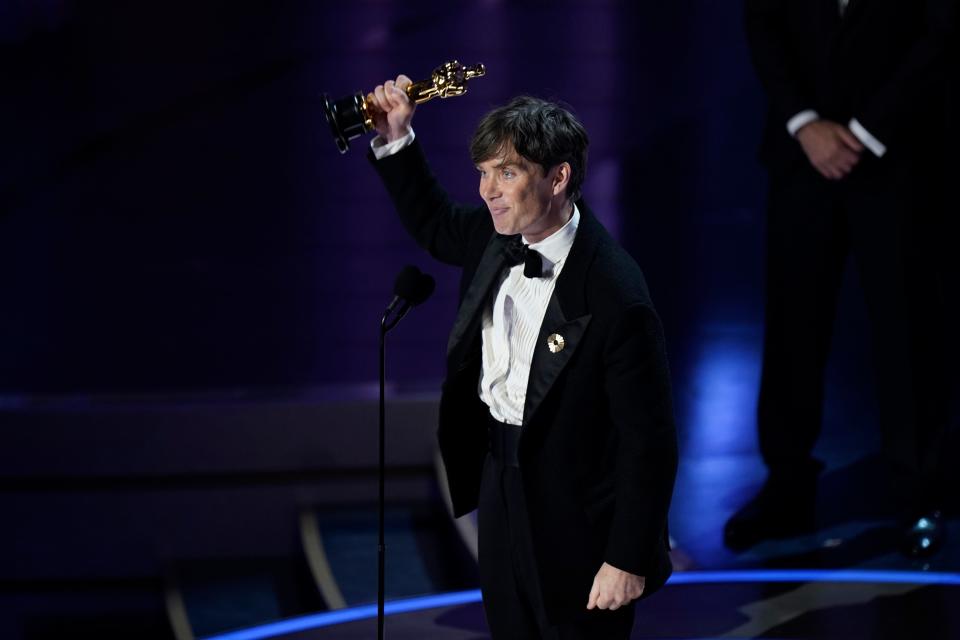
490, 206, 509, 217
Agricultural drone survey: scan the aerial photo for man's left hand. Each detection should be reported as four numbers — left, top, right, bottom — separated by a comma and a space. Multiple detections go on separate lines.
586, 562, 645, 610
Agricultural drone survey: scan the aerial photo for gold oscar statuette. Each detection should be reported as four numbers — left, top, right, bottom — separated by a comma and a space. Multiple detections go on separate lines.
322, 60, 486, 154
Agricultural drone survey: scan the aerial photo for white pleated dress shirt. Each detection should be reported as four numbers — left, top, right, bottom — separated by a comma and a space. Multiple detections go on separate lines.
480, 207, 580, 426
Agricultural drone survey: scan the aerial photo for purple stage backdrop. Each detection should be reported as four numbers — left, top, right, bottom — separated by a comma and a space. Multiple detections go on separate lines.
3, 1, 953, 395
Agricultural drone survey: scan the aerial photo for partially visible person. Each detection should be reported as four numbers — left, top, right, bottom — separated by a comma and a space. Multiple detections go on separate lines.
727, 0, 955, 557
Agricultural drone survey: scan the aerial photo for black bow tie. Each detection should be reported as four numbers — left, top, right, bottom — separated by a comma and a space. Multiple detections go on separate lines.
503, 235, 544, 278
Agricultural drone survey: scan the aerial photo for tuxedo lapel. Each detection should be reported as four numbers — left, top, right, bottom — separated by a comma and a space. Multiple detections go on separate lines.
446, 233, 510, 365
521, 202, 601, 427
522, 295, 591, 427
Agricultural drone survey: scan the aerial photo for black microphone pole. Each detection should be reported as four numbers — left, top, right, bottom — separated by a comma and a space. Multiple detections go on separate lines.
378, 311, 388, 640
377, 266, 433, 640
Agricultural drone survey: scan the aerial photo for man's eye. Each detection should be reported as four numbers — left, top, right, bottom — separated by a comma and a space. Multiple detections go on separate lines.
502, 170, 515, 178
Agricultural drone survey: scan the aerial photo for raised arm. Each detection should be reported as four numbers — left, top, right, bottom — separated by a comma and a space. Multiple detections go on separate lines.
367, 75, 489, 267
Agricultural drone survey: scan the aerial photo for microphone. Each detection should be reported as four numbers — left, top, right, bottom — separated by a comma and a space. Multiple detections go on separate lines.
385, 265, 435, 317
375, 264, 435, 640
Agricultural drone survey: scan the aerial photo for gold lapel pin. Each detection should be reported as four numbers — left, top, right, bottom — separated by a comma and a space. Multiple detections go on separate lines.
547, 333, 566, 353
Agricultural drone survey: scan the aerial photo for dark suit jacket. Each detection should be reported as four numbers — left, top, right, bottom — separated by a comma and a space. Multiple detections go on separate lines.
370, 141, 678, 622
745, 0, 955, 173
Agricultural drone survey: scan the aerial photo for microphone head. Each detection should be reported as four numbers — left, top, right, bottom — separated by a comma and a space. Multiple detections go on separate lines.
393, 265, 435, 306
394, 265, 423, 298
410, 272, 435, 306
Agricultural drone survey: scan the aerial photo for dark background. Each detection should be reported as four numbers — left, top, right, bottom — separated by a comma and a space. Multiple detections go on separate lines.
1, 1, 958, 637
0, 0, 782, 394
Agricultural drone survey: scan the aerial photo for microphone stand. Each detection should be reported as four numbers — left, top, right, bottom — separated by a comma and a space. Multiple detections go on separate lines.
378, 300, 411, 640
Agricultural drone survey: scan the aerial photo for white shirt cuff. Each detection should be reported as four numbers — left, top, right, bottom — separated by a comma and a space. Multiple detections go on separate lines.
787, 110, 820, 137
370, 128, 416, 159
848, 118, 887, 158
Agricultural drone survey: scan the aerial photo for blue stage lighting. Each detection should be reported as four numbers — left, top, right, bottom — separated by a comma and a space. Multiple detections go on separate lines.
201, 570, 960, 640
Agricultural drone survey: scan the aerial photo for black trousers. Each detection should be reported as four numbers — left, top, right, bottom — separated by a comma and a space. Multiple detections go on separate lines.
758, 154, 947, 510
478, 427, 635, 640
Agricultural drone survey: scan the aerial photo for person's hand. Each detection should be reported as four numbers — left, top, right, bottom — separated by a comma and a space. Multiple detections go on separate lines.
586, 562, 645, 610
367, 74, 415, 143
795, 120, 864, 180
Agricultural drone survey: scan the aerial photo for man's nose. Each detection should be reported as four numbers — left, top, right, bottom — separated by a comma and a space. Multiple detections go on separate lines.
481, 178, 500, 200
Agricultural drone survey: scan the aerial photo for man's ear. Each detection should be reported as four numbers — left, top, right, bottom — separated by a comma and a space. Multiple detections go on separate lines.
552, 162, 572, 196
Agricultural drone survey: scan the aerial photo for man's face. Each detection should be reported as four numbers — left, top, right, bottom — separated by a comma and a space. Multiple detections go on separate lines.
476, 144, 564, 242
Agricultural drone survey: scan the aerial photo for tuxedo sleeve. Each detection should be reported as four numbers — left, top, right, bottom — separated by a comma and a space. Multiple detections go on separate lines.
369, 140, 487, 267
855, 0, 955, 147
601, 303, 678, 575
744, 0, 816, 127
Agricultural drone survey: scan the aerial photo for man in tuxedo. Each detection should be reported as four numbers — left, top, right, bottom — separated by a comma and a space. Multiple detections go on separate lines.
726, 0, 954, 556
364, 77, 678, 638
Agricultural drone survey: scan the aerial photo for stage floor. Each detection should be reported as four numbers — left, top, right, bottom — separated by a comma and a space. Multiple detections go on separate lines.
205, 571, 960, 639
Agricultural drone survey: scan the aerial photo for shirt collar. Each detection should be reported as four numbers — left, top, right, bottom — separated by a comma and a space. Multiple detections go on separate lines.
525, 204, 580, 270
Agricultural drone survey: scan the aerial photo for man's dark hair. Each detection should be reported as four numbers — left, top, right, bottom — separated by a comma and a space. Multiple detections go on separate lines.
470, 96, 589, 201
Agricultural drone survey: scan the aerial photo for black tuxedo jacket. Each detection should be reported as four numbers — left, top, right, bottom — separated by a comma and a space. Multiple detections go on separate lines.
745, 0, 954, 172
370, 141, 678, 621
